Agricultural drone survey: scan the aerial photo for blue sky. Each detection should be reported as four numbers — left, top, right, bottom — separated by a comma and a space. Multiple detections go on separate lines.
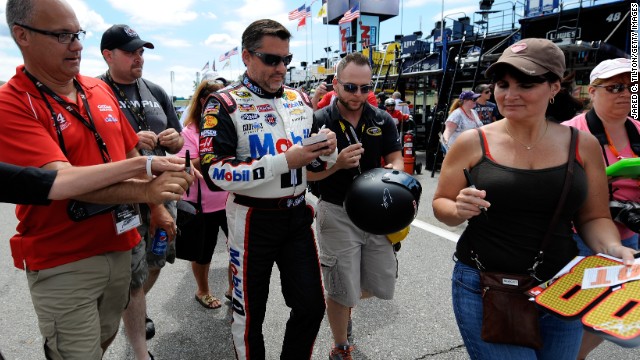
1, 0, 609, 98
0, 0, 485, 97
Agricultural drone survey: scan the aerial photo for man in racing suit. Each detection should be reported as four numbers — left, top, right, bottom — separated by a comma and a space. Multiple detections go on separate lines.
198, 19, 337, 360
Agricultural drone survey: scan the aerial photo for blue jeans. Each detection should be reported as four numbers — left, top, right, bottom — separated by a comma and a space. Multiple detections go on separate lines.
451, 261, 583, 360
574, 233, 639, 257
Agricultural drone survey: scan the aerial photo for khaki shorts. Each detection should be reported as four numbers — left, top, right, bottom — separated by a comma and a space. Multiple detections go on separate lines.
26, 250, 131, 360
317, 200, 398, 307
131, 201, 177, 289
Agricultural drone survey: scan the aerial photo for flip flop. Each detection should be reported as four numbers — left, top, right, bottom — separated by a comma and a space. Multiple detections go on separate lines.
224, 292, 232, 301
194, 294, 222, 309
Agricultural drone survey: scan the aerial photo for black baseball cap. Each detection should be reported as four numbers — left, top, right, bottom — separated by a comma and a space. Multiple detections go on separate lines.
100, 24, 154, 52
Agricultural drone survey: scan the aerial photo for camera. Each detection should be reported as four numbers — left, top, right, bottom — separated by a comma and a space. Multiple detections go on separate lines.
609, 200, 640, 233
68, 200, 117, 222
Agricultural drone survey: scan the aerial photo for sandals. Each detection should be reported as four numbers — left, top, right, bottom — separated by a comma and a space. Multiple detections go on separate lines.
194, 294, 222, 309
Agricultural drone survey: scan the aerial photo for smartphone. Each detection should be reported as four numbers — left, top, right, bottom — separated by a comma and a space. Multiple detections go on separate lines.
302, 132, 328, 146
325, 83, 334, 91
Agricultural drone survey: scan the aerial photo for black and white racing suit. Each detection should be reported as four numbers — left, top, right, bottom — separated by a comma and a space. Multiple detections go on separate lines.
199, 73, 334, 360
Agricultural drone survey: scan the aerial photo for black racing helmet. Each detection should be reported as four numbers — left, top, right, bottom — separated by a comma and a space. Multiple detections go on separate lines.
344, 168, 422, 235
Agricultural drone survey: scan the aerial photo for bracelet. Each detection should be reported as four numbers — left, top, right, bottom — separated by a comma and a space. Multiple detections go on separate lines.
146, 155, 153, 177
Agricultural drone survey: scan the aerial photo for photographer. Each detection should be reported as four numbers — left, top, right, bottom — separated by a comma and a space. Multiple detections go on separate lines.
562, 58, 638, 360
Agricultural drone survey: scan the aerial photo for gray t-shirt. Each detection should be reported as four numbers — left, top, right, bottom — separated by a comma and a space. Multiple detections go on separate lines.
97, 75, 181, 135
445, 108, 483, 147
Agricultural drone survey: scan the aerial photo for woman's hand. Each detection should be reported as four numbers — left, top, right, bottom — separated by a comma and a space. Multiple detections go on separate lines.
455, 187, 490, 221
604, 244, 639, 266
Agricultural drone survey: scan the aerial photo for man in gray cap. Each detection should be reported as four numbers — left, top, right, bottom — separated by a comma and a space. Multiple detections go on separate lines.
99, 24, 183, 360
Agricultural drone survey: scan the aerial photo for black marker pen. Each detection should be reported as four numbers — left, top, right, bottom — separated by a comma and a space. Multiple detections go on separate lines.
185, 150, 191, 197
463, 168, 488, 218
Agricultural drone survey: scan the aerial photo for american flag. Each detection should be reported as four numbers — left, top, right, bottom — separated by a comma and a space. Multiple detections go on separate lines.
201, 61, 210, 72
219, 47, 238, 62
288, 4, 306, 20
305, 6, 311, 17
339, 3, 360, 25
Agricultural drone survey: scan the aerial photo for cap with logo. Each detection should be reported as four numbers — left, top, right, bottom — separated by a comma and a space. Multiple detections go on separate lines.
485, 38, 565, 80
100, 24, 155, 52
459, 90, 481, 101
589, 58, 631, 83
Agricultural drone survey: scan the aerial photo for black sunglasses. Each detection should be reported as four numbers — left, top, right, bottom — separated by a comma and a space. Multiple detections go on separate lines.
593, 83, 632, 94
250, 51, 293, 67
337, 79, 372, 94
16, 22, 85, 44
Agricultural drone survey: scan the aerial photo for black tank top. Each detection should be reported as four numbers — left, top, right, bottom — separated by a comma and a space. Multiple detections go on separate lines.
456, 129, 588, 280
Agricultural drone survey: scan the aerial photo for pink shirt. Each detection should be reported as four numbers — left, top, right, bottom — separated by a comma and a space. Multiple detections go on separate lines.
177, 124, 228, 213
563, 113, 640, 239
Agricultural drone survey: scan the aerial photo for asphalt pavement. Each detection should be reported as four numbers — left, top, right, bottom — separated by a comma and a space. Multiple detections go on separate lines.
1, 151, 639, 359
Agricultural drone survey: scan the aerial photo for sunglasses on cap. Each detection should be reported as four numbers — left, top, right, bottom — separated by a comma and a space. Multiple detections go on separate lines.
593, 83, 632, 94
250, 51, 293, 67
337, 79, 372, 94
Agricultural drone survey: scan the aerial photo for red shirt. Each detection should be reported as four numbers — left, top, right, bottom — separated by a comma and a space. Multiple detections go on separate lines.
0, 65, 140, 270
317, 90, 378, 109
386, 109, 410, 124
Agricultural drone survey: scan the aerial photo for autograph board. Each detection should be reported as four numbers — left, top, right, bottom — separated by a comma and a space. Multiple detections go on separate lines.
535, 255, 640, 348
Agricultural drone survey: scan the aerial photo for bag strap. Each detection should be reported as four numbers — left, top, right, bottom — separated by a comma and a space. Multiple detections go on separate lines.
585, 108, 640, 199
585, 108, 640, 157
528, 126, 577, 280
196, 177, 202, 212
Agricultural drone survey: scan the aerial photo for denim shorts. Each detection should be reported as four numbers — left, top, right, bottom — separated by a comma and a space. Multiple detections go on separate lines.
573, 233, 639, 257
451, 261, 583, 360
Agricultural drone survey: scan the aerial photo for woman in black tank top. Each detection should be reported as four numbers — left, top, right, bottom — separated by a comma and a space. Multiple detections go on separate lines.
432, 39, 637, 360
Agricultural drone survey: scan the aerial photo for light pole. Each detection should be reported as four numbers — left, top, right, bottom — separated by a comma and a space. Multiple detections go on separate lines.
170, 71, 174, 101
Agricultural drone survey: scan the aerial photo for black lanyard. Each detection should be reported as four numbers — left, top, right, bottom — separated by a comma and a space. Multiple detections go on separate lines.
24, 69, 112, 163
104, 71, 149, 131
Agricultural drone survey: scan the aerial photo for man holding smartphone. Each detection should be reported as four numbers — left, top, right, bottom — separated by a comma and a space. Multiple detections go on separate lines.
198, 19, 337, 359
308, 52, 404, 360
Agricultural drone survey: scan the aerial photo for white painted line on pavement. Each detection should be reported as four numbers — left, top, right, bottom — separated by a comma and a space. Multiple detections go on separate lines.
412, 219, 460, 243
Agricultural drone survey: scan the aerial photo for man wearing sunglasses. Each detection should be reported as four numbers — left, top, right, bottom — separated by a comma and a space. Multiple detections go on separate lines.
473, 84, 499, 124
308, 52, 404, 360
98, 24, 184, 360
198, 19, 337, 360
0, 0, 192, 359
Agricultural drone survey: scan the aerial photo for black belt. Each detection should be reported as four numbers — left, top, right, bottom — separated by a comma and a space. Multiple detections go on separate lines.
233, 192, 306, 209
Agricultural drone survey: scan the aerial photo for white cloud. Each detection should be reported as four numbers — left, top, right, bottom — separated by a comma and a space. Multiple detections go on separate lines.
0, 50, 23, 82
203, 33, 237, 49
107, 0, 198, 27
203, 12, 217, 20
67, 0, 111, 32
150, 35, 191, 49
